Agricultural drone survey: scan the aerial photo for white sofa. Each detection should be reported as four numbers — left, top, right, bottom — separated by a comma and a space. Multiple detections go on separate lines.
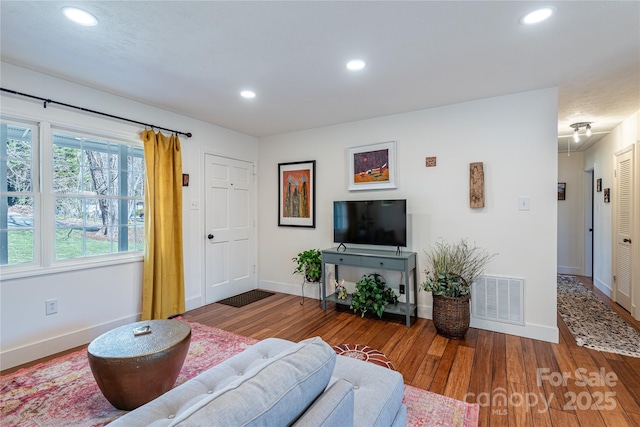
109, 336, 406, 426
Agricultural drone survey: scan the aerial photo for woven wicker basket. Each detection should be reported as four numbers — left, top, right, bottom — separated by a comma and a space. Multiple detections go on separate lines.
432, 294, 471, 339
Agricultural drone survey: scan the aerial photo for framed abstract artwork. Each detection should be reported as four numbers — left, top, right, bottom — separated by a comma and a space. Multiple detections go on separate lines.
348, 141, 397, 191
596, 178, 602, 192
278, 160, 316, 227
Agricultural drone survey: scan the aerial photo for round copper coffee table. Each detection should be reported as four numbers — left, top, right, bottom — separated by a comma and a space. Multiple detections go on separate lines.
87, 319, 191, 410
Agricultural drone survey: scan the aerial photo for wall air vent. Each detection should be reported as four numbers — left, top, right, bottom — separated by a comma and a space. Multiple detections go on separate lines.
472, 276, 524, 326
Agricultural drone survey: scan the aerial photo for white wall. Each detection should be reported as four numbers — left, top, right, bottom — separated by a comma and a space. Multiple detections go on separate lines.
584, 111, 639, 298
0, 62, 258, 369
557, 151, 585, 275
0, 63, 564, 368
258, 88, 559, 343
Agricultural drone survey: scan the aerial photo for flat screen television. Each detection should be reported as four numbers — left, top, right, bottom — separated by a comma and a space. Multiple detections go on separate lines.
333, 199, 407, 248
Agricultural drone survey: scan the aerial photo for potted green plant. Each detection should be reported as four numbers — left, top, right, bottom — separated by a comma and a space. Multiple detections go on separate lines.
422, 239, 497, 339
292, 249, 322, 282
350, 273, 398, 318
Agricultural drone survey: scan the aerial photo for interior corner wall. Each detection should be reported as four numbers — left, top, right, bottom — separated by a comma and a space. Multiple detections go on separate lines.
0, 62, 258, 369
257, 88, 559, 343
557, 151, 585, 275
584, 111, 639, 297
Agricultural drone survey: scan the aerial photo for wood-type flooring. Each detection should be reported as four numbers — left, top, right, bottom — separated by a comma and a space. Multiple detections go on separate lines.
5, 276, 640, 426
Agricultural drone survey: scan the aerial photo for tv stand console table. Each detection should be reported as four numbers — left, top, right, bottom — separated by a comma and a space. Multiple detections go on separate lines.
321, 247, 417, 327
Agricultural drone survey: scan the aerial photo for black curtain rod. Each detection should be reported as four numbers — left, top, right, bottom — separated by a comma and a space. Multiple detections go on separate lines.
1, 87, 192, 138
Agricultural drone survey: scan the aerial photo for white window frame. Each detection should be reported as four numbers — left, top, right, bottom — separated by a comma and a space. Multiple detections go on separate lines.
0, 118, 41, 273
1, 117, 145, 279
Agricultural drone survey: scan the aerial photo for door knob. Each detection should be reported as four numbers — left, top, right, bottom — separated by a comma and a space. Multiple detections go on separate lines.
207, 234, 214, 240
623, 238, 632, 243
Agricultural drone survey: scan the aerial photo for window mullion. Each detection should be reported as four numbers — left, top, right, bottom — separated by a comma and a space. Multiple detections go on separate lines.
0, 123, 8, 265
40, 121, 53, 267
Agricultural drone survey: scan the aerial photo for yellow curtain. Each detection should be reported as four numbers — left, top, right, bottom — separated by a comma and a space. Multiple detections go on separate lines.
141, 130, 185, 320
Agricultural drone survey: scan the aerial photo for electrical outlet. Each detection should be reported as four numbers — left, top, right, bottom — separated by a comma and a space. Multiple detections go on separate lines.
399, 284, 405, 294
46, 298, 58, 315
190, 200, 199, 210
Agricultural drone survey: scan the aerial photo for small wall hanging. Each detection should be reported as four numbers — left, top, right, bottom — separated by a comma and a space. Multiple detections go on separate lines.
470, 162, 485, 208
558, 183, 566, 200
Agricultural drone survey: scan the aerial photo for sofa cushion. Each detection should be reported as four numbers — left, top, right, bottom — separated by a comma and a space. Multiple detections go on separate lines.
168, 336, 336, 426
331, 354, 405, 427
108, 338, 299, 426
292, 378, 354, 427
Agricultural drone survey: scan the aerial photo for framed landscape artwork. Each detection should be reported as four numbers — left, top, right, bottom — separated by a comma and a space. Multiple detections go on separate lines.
278, 160, 316, 227
348, 141, 397, 191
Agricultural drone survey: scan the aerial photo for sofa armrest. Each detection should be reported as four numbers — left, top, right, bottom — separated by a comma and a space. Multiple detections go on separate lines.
293, 379, 354, 427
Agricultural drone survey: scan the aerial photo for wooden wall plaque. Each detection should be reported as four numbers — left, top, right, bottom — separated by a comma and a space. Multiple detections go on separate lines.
470, 162, 485, 208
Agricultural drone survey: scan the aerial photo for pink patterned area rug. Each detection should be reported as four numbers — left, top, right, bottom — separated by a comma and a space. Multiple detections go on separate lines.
1, 321, 478, 427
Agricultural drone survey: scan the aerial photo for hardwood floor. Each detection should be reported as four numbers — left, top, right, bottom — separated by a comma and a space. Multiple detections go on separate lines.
4, 276, 640, 426
182, 276, 640, 427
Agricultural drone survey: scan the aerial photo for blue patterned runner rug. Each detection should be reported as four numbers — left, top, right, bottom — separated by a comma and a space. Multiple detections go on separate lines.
557, 275, 640, 358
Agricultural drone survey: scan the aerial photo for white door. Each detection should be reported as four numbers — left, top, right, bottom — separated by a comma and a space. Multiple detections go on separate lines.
614, 148, 634, 312
204, 154, 255, 304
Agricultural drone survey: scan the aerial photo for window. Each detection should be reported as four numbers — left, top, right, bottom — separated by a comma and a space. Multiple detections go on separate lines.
0, 121, 38, 266
0, 119, 145, 270
52, 130, 145, 260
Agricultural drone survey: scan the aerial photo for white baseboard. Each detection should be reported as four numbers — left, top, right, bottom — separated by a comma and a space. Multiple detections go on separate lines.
185, 295, 204, 312
417, 303, 558, 343
0, 314, 140, 370
470, 318, 559, 343
594, 277, 612, 298
557, 266, 583, 276
259, 280, 321, 301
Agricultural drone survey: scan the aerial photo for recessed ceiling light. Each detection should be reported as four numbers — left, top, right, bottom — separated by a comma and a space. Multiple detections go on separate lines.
521, 7, 556, 25
61, 6, 98, 26
240, 90, 256, 99
346, 59, 366, 71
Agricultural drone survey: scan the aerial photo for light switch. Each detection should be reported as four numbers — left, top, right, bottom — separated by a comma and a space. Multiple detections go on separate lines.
190, 200, 199, 210
518, 197, 531, 211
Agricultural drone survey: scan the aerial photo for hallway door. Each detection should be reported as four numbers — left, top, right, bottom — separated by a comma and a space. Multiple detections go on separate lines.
614, 147, 634, 312
585, 169, 594, 277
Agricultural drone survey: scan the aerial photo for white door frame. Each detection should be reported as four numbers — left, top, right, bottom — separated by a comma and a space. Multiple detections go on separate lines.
201, 150, 258, 304
612, 144, 636, 317
635, 141, 640, 320
584, 168, 594, 278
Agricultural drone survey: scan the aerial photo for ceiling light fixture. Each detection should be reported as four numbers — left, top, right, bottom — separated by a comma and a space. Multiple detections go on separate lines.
61, 6, 98, 26
240, 90, 256, 99
570, 122, 593, 143
521, 7, 556, 25
346, 59, 366, 71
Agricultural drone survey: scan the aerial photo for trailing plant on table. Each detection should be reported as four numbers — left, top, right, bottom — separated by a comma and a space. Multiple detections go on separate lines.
350, 273, 398, 318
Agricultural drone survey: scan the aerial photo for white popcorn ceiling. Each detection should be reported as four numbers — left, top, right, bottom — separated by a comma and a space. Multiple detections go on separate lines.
1, 1, 638, 153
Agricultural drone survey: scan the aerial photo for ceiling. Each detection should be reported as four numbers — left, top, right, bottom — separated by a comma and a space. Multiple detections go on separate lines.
1, 1, 638, 152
